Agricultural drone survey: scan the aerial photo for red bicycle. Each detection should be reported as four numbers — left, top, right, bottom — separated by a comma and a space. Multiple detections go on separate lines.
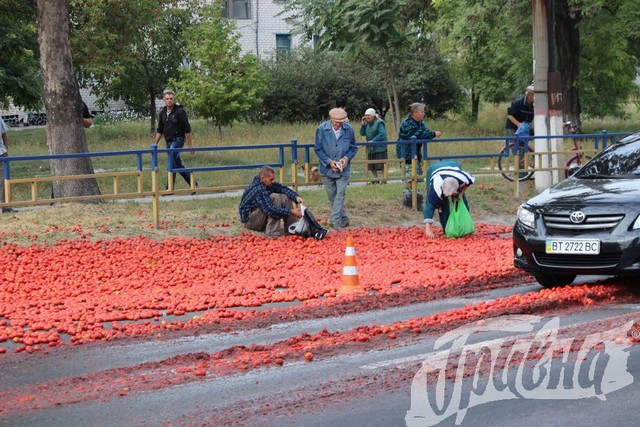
563, 121, 591, 178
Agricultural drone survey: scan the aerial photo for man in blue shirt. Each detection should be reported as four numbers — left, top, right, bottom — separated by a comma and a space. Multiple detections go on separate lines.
239, 166, 303, 237
314, 108, 358, 230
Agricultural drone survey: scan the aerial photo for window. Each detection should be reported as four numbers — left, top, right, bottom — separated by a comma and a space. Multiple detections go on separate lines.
276, 34, 291, 54
222, 0, 251, 20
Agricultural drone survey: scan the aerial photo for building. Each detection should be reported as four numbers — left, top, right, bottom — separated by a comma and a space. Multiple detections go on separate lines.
222, 0, 307, 58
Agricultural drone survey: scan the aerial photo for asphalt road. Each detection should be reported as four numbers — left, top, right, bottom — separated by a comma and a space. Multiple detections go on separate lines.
2, 279, 639, 427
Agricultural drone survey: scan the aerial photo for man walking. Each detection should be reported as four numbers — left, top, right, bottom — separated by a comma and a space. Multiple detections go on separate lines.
154, 89, 197, 191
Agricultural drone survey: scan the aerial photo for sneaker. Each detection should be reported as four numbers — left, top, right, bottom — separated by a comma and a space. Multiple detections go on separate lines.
2, 207, 16, 213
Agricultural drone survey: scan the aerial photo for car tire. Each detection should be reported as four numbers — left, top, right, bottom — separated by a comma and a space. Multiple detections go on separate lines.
535, 273, 577, 288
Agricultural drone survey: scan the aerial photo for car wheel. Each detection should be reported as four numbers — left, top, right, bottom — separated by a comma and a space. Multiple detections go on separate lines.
534, 273, 577, 288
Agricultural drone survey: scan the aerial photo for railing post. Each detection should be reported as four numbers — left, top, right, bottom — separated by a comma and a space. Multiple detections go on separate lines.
290, 139, 298, 191
150, 144, 160, 228
1, 157, 11, 206
600, 129, 608, 150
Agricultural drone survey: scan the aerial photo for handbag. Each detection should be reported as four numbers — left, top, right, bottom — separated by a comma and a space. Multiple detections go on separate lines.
288, 204, 328, 240
444, 198, 475, 238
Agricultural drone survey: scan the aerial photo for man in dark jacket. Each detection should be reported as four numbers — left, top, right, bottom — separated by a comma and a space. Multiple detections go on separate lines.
506, 85, 534, 135
154, 89, 197, 191
239, 166, 303, 237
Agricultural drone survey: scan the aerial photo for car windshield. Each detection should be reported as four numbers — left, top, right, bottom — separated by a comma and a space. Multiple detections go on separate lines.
576, 134, 640, 178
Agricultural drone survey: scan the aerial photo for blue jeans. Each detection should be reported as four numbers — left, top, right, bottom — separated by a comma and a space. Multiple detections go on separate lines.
321, 174, 350, 228
166, 136, 191, 186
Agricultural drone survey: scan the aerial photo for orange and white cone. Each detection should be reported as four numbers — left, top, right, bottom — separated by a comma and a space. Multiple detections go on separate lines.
337, 236, 365, 295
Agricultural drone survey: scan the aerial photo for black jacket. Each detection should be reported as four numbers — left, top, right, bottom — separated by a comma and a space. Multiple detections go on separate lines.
505, 96, 534, 131
156, 105, 191, 141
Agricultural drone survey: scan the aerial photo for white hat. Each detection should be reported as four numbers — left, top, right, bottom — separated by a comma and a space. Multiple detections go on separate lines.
364, 108, 376, 117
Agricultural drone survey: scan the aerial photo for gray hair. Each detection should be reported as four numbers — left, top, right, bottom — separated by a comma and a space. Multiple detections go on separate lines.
441, 177, 459, 197
409, 102, 425, 115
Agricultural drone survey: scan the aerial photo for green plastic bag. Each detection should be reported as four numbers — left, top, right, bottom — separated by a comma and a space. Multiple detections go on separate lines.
445, 199, 475, 238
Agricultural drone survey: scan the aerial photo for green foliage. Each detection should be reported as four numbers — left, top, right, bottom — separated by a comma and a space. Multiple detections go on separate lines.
432, 0, 533, 105
69, 0, 197, 117
256, 47, 461, 124
170, 2, 266, 128
395, 46, 463, 118
284, 0, 461, 127
257, 49, 386, 123
0, 0, 41, 109
576, 0, 640, 118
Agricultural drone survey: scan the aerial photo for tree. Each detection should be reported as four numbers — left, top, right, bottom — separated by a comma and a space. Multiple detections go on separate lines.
257, 48, 387, 123
566, 0, 640, 121
0, 0, 42, 110
285, 0, 412, 130
37, 0, 100, 198
69, 0, 196, 132
170, 2, 266, 130
431, 0, 533, 121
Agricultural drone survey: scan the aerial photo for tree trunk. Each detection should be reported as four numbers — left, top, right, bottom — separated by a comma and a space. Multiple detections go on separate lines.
37, 0, 100, 198
149, 91, 157, 135
470, 88, 479, 123
554, 0, 581, 126
383, 48, 402, 135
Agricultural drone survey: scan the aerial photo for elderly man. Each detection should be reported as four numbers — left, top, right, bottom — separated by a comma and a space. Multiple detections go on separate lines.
314, 108, 358, 231
423, 159, 475, 239
239, 165, 303, 237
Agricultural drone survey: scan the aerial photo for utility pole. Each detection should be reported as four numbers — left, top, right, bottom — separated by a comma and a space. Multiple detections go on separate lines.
547, 0, 564, 185
532, 0, 552, 190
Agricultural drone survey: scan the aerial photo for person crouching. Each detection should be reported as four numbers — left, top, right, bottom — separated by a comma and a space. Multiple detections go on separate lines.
239, 166, 303, 238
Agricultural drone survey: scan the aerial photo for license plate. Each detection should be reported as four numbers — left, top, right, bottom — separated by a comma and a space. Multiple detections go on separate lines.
545, 239, 600, 254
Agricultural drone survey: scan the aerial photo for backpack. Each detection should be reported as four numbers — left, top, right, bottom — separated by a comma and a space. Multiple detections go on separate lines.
288, 205, 328, 240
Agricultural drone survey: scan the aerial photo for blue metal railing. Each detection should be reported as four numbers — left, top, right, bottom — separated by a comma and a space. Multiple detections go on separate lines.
0, 130, 632, 223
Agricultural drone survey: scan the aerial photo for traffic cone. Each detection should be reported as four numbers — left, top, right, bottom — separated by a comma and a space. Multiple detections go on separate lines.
337, 236, 365, 295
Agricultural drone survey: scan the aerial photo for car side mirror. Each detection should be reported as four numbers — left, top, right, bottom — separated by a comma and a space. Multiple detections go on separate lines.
566, 165, 581, 177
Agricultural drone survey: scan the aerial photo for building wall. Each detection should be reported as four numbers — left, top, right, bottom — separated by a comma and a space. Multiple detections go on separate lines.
234, 0, 309, 59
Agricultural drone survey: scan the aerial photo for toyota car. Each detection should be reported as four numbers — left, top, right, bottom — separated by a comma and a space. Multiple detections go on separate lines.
513, 131, 640, 288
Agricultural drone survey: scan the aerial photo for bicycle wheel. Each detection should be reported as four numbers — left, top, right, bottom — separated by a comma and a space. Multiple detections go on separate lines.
564, 155, 592, 178
498, 144, 535, 182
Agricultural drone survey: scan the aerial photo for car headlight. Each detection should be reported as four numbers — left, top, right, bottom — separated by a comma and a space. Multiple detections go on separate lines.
516, 205, 536, 229
633, 215, 640, 230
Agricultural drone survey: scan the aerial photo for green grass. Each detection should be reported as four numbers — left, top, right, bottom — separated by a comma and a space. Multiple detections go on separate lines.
0, 100, 640, 236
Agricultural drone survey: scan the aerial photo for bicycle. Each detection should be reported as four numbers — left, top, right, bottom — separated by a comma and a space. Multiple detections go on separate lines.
563, 121, 591, 178
497, 129, 535, 182
498, 121, 591, 181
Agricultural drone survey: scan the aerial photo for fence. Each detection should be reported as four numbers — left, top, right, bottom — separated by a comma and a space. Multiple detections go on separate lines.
1, 130, 628, 226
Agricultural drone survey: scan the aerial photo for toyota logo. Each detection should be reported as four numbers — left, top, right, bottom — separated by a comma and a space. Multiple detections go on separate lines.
569, 211, 586, 224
